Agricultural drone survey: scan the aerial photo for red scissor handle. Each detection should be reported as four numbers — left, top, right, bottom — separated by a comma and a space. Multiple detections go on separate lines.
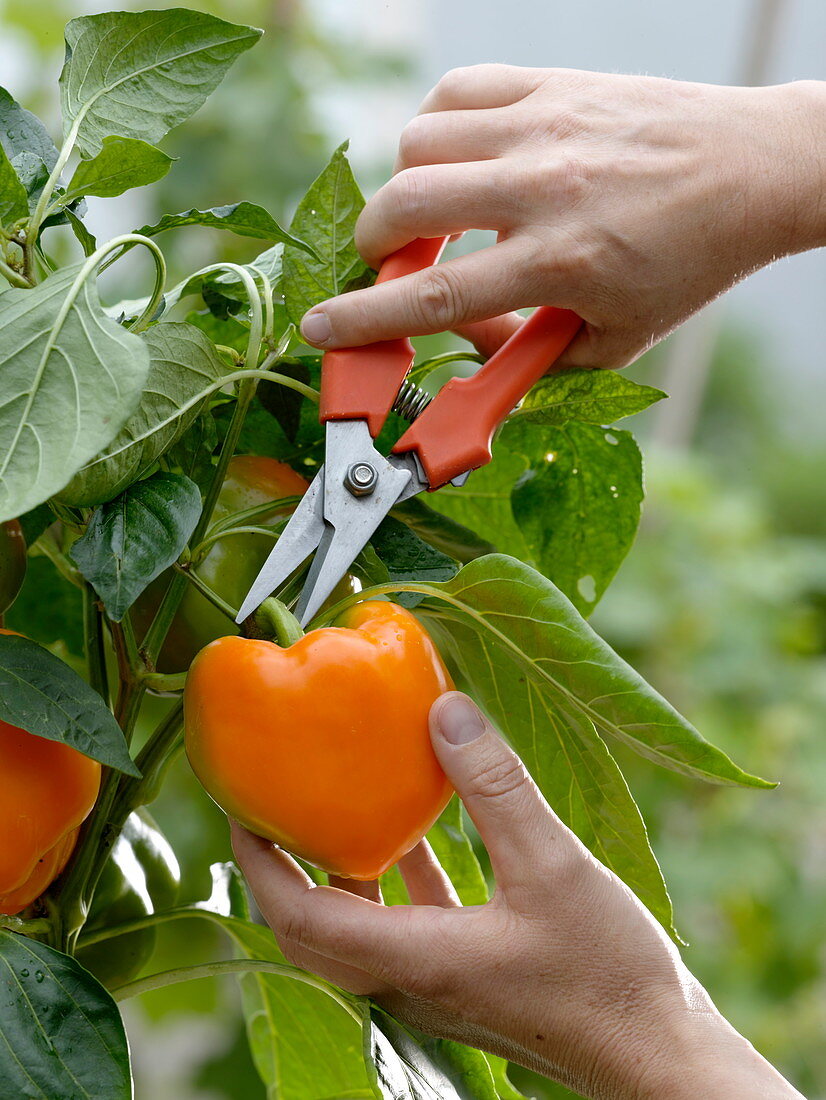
393, 305, 582, 488
319, 237, 448, 436
319, 236, 583, 486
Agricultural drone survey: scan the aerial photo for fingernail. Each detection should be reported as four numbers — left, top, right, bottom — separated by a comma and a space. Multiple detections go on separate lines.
436, 694, 485, 745
301, 309, 331, 346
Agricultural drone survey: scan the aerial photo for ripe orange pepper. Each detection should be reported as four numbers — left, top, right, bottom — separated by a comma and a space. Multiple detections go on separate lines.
184, 601, 453, 880
0, 686, 101, 914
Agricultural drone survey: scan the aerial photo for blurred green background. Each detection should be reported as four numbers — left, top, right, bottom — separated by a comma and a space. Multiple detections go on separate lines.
1, 0, 824, 1096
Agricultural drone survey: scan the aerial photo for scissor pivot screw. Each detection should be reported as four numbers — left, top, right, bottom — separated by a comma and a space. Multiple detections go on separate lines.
344, 462, 378, 497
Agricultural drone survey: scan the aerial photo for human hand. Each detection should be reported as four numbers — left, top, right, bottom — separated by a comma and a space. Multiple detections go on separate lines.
298, 68, 825, 367
232, 691, 803, 1099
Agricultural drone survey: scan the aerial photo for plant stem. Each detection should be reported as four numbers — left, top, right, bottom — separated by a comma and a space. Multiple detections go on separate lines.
111, 959, 363, 1022
82, 585, 109, 706
143, 373, 260, 665
0, 256, 31, 288
172, 563, 238, 622
189, 522, 283, 564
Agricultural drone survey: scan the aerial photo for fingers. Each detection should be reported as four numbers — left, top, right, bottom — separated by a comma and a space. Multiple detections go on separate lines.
397, 840, 460, 908
428, 693, 577, 891
355, 162, 521, 269
394, 108, 514, 173
230, 822, 442, 991
418, 64, 543, 114
300, 236, 536, 349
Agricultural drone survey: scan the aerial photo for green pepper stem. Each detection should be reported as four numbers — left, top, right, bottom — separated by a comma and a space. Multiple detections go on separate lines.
248, 597, 304, 647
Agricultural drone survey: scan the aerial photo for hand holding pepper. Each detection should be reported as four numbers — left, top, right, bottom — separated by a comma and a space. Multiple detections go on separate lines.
233, 692, 803, 1100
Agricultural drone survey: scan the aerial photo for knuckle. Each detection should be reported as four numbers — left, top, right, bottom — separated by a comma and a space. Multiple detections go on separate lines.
471, 750, 530, 803
530, 153, 592, 210
432, 65, 470, 101
387, 167, 432, 225
411, 266, 465, 330
277, 905, 316, 954
397, 116, 431, 167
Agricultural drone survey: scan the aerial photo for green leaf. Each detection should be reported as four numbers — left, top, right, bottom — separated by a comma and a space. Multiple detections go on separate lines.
0, 931, 132, 1099
370, 516, 458, 607
283, 141, 371, 325
439, 603, 676, 931
258, 360, 310, 445
60, 9, 262, 157
70, 471, 202, 621
0, 86, 59, 209
0, 143, 28, 227
167, 410, 218, 492
366, 1006, 498, 1099
16, 503, 54, 548
63, 135, 174, 202
0, 263, 150, 523
6, 556, 84, 658
163, 243, 288, 323
138, 202, 311, 252
391, 497, 496, 564
220, 915, 374, 1100
64, 206, 97, 256
509, 424, 644, 616
507, 368, 666, 429
431, 444, 531, 561
484, 1056, 531, 1100
426, 796, 488, 906
0, 633, 138, 774
419, 555, 773, 788
61, 321, 229, 506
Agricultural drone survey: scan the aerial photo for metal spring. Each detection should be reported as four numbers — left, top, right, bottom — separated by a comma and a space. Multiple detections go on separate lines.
392, 378, 432, 422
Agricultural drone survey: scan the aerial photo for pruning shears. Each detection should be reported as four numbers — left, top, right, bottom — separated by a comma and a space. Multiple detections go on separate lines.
235, 236, 582, 627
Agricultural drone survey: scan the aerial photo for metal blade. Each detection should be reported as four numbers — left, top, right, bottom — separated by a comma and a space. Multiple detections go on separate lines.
294, 421, 412, 626
234, 472, 326, 623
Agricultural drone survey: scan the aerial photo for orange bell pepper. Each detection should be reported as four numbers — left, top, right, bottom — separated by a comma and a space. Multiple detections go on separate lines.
184, 601, 453, 880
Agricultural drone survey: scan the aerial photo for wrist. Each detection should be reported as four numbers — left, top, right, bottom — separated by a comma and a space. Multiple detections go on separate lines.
621, 1001, 804, 1100
753, 80, 826, 257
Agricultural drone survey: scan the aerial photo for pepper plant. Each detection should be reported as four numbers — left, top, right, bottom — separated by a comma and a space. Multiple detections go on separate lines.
0, 9, 772, 1099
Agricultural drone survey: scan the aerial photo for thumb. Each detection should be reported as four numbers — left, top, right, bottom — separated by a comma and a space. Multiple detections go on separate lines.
429, 692, 572, 888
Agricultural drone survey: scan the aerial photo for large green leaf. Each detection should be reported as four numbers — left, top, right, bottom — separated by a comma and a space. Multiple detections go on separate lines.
62, 135, 174, 202
0, 931, 132, 1099
61, 321, 229, 506
221, 916, 374, 1100
70, 472, 202, 621
0, 263, 150, 523
0, 86, 59, 209
434, 604, 674, 931
138, 202, 310, 252
509, 424, 644, 616
283, 142, 371, 325
506, 368, 665, 430
60, 9, 262, 157
0, 143, 28, 228
419, 555, 772, 788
